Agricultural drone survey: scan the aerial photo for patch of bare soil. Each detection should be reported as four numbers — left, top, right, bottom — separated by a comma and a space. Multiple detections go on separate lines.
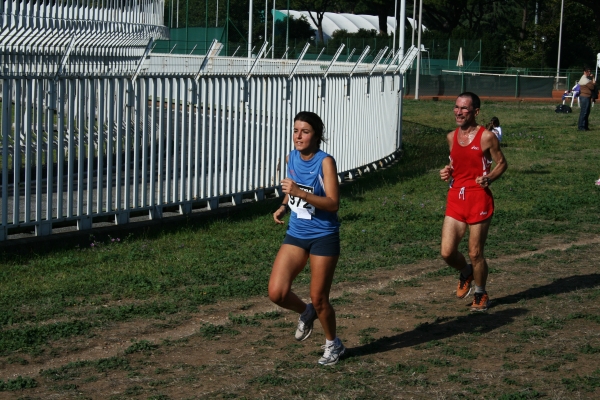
2, 235, 600, 399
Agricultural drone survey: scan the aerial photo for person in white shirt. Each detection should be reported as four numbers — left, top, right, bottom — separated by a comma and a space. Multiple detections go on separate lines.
486, 117, 502, 142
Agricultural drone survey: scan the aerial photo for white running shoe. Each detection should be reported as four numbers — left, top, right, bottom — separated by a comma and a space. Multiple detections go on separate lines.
595, 178, 600, 186
318, 339, 346, 366
295, 303, 317, 341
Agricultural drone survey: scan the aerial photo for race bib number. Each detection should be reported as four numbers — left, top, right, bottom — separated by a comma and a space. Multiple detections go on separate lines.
288, 184, 315, 220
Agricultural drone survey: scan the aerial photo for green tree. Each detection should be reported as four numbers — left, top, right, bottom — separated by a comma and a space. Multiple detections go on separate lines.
291, 0, 336, 43
421, 0, 468, 34
570, 0, 600, 44
161, 0, 598, 69
541, 0, 600, 70
414, 0, 598, 70
275, 15, 315, 41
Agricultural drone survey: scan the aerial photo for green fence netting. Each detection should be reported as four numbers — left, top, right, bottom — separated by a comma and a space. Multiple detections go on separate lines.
152, 31, 566, 94
404, 71, 555, 98
154, 27, 228, 55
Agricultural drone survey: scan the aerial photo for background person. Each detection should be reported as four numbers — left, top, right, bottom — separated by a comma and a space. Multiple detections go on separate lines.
268, 111, 345, 366
562, 82, 580, 105
439, 92, 508, 311
485, 117, 502, 142
578, 66, 596, 131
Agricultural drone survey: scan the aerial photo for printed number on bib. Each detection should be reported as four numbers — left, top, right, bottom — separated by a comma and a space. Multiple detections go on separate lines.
288, 184, 315, 220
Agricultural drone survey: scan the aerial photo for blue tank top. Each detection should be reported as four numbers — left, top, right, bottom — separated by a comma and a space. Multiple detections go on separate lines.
286, 149, 340, 239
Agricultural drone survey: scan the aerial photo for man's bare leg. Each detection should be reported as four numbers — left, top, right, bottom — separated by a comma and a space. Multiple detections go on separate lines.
441, 216, 476, 298
467, 218, 491, 289
441, 216, 468, 270
466, 218, 492, 311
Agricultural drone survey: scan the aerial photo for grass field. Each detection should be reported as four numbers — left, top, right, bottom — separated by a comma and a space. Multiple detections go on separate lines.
0, 99, 599, 399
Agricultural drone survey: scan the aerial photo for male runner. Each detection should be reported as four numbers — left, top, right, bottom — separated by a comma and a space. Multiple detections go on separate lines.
439, 92, 508, 311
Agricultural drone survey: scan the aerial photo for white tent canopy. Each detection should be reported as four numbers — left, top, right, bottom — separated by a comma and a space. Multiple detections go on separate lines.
274, 10, 426, 42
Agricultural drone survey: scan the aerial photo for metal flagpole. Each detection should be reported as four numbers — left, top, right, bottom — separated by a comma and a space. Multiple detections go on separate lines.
170, 0, 174, 28
248, 0, 253, 59
226, 0, 229, 54
205, 0, 208, 53
411, 0, 416, 46
272, 0, 276, 58
555, 0, 564, 90
399, 0, 406, 58
186, 0, 189, 53
415, 0, 423, 100
392, 0, 397, 54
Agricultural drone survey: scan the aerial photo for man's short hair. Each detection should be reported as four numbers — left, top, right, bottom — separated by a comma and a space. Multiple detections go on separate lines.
584, 65, 592, 71
457, 92, 481, 110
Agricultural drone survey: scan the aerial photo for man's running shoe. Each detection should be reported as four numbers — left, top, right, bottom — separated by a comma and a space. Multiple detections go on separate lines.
456, 272, 474, 299
318, 339, 346, 366
595, 178, 600, 186
470, 292, 490, 312
295, 303, 317, 341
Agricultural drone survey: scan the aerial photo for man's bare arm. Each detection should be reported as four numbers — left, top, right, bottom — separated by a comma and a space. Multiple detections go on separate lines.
440, 131, 455, 182
480, 130, 507, 184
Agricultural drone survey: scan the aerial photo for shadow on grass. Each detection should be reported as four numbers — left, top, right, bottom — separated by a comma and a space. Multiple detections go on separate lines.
350, 308, 528, 357
493, 273, 600, 306
350, 274, 600, 358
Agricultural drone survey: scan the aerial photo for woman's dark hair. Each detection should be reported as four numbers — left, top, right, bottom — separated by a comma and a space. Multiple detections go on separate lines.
294, 111, 326, 146
490, 116, 500, 127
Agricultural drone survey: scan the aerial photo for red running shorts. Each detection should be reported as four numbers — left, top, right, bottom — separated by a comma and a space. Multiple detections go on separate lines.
445, 187, 494, 224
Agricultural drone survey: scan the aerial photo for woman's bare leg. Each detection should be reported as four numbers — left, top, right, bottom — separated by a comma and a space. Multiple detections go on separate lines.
309, 255, 339, 341
268, 244, 310, 314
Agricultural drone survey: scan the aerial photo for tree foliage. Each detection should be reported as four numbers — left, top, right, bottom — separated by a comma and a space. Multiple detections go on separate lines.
163, 0, 599, 69
416, 0, 600, 69
275, 16, 315, 41
291, 0, 337, 43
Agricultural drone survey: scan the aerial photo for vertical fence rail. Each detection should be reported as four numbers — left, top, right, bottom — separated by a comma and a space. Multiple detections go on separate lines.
1, 79, 8, 237
13, 81, 22, 226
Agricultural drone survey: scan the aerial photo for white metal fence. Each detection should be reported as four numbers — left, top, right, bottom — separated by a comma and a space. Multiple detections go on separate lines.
1, 0, 168, 77
0, 1, 413, 241
0, 67, 404, 240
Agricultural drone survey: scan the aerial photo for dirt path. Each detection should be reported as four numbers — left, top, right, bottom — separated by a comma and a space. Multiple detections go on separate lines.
4, 234, 598, 382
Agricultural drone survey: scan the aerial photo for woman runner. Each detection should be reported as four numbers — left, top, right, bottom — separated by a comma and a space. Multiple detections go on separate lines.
268, 111, 345, 366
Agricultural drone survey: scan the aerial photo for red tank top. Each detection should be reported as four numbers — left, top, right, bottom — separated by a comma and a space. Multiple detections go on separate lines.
449, 126, 492, 190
